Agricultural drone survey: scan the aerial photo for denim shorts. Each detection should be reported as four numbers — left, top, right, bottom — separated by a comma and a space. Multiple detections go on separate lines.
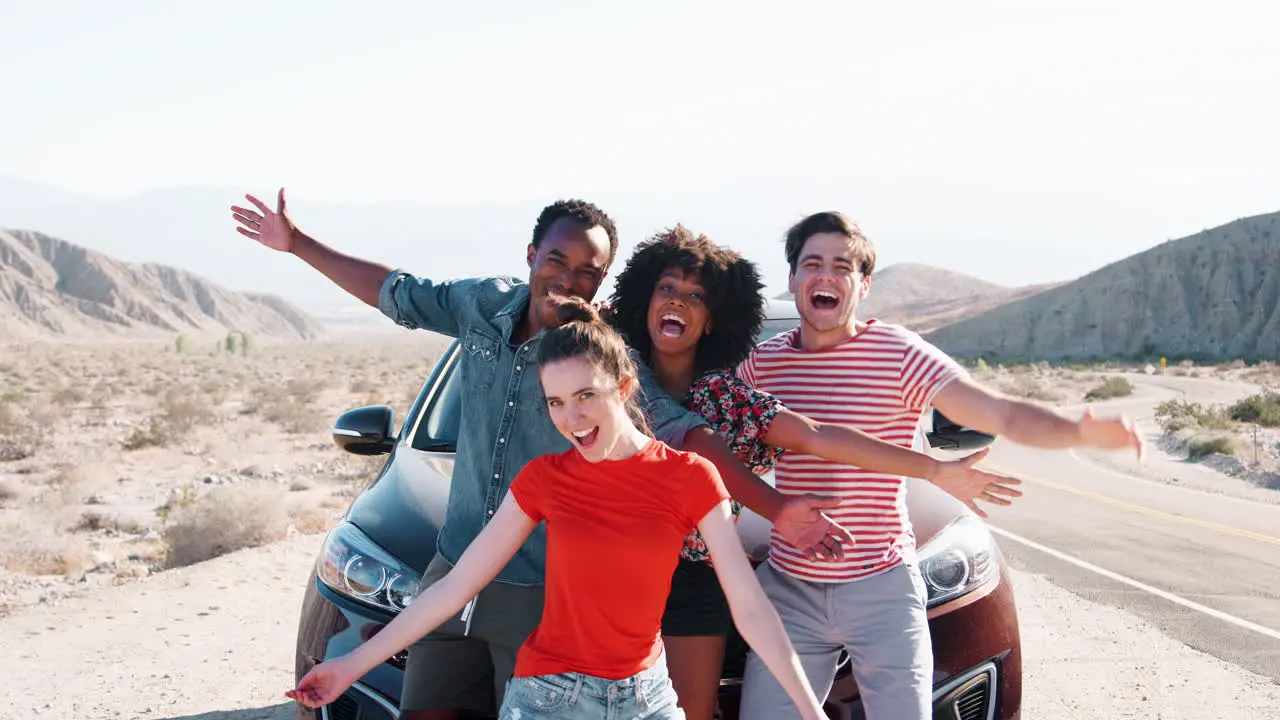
498, 652, 684, 719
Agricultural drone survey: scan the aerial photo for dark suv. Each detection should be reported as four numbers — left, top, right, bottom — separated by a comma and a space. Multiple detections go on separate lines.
294, 301, 1023, 719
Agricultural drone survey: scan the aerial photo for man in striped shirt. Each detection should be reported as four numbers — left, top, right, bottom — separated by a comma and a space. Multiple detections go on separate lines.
736, 211, 1144, 719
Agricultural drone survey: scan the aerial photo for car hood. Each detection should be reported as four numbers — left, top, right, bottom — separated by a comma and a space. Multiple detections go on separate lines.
344, 446, 455, 573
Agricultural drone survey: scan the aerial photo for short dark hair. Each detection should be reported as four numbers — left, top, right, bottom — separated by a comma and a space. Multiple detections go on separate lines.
783, 211, 876, 276
609, 225, 766, 374
530, 199, 620, 267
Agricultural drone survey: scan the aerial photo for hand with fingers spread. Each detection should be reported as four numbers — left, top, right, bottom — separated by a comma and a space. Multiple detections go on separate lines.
1078, 407, 1145, 460
929, 448, 1023, 518
285, 657, 360, 709
231, 188, 298, 253
774, 494, 856, 561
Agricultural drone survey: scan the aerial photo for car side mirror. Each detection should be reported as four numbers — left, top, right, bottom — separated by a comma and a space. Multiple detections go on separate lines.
925, 408, 996, 452
333, 405, 396, 455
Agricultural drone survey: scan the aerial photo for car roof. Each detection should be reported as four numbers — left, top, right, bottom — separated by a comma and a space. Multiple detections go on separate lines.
763, 296, 800, 321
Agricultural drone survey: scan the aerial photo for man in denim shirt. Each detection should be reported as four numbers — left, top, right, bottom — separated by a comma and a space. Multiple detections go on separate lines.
231, 189, 853, 720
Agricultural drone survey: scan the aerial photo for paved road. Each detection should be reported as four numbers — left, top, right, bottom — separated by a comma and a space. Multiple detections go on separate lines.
982, 374, 1280, 682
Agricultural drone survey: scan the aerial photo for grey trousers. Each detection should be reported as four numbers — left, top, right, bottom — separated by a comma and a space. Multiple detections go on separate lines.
739, 562, 933, 720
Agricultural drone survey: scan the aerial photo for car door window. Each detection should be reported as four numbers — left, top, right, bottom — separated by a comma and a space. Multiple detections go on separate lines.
412, 345, 462, 451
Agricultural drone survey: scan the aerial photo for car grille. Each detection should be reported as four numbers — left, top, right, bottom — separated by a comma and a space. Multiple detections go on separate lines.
321, 685, 400, 720
326, 693, 361, 720
954, 680, 989, 720
934, 661, 997, 720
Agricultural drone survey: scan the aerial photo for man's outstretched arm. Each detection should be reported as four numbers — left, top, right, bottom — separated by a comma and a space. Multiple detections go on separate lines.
232, 188, 392, 308
932, 375, 1144, 457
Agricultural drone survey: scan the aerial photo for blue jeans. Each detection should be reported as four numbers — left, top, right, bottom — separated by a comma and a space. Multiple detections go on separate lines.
498, 652, 684, 719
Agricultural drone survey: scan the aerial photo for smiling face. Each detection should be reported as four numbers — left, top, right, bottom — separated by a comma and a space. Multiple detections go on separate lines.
540, 355, 638, 463
787, 231, 872, 340
645, 267, 712, 359
526, 218, 612, 331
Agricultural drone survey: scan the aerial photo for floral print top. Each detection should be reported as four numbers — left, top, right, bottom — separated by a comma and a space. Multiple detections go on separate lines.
679, 367, 784, 563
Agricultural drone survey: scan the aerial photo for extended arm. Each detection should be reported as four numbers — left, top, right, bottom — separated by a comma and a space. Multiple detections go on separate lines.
765, 407, 940, 479
288, 495, 536, 707
699, 501, 827, 720
932, 376, 1143, 456
232, 189, 393, 308
291, 231, 394, 309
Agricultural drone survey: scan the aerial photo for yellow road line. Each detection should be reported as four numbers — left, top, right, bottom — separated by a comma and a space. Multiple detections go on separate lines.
983, 461, 1280, 547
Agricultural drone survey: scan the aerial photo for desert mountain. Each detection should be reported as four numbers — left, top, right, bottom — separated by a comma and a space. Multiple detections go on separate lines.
925, 211, 1280, 362
775, 263, 1058, 332
0, 229, 322, 341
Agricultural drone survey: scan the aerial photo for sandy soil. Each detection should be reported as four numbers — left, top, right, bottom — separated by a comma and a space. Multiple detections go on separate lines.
0, 333, 447, 617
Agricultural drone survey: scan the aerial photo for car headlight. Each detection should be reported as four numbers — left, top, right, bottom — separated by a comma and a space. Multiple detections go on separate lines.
917, 516, 998, 608
317, 522, 421, 613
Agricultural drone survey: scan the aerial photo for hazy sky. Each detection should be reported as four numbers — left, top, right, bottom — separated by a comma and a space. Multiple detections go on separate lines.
3, 0, 1279, 294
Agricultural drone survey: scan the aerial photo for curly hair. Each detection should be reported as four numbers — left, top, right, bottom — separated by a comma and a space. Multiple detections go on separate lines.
530, 199, 621, 267
609, 225, 765, 374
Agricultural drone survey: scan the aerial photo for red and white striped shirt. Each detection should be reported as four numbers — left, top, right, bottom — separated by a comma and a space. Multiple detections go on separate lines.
737, 320, 965, 583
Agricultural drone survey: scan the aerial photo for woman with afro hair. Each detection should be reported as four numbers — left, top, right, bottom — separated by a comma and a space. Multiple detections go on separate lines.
607, 226, 1013, 720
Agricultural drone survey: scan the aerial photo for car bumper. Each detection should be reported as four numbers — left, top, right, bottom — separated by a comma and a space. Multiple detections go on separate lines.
295, 576, 406, 720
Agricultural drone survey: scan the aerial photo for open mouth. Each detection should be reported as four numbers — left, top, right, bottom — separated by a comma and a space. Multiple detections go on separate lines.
571, 427, 599, 449
658, 312, 688, 339
811, 290, 840, 310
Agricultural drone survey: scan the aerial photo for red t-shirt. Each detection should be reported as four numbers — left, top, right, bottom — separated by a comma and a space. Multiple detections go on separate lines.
508, 439, 730, 679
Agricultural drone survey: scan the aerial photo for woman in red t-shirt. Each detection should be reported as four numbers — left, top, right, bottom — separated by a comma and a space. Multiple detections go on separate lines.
287, 299, 828, 720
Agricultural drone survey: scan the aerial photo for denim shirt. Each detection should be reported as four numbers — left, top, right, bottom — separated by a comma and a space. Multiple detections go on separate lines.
379, 269, 709, 585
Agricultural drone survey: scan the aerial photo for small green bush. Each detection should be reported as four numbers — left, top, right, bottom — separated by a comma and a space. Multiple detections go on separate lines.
1085, 376, 1134, 401
1154, 399, 1232, 433
1227, 392, 1280, 428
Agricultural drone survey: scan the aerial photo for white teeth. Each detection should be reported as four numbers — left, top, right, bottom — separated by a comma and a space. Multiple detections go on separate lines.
661, 313, 686, 326
572, 429, 594, 438
813, 290, 838, 300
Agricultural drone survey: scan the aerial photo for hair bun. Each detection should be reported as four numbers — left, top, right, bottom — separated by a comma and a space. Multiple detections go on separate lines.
553, 297, 600, 326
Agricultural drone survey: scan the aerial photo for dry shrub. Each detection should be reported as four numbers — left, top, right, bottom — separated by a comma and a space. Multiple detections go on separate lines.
0, 517, 94, 575
1187, 433, 1240, 459
1000, 376, 1063, 403
290, 502, 339, 534
75, 509, 144, 534
0, 400, 41, 461
162, 482, 290, 568
1084, 376, 1134, 401
245, 378, 326, 434
123, 388, 216, 450
51, 385, 87, 406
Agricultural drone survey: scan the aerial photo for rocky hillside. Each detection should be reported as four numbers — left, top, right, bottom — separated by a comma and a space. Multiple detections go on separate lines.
0, 229, 322, 341
776, 263, 1057, 332
926, 212, 1280, 362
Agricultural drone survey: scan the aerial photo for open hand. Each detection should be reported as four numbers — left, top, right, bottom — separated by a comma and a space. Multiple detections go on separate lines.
231, 187, 298, 253
594, 299, 616, 324
774, 494, 856, 561
931, 448, 1023, 518
1078, 408, 1145, 460
285, 657, 359, 709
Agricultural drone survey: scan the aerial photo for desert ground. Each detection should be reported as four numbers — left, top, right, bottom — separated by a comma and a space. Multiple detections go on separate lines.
1, 334, 1279, 719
